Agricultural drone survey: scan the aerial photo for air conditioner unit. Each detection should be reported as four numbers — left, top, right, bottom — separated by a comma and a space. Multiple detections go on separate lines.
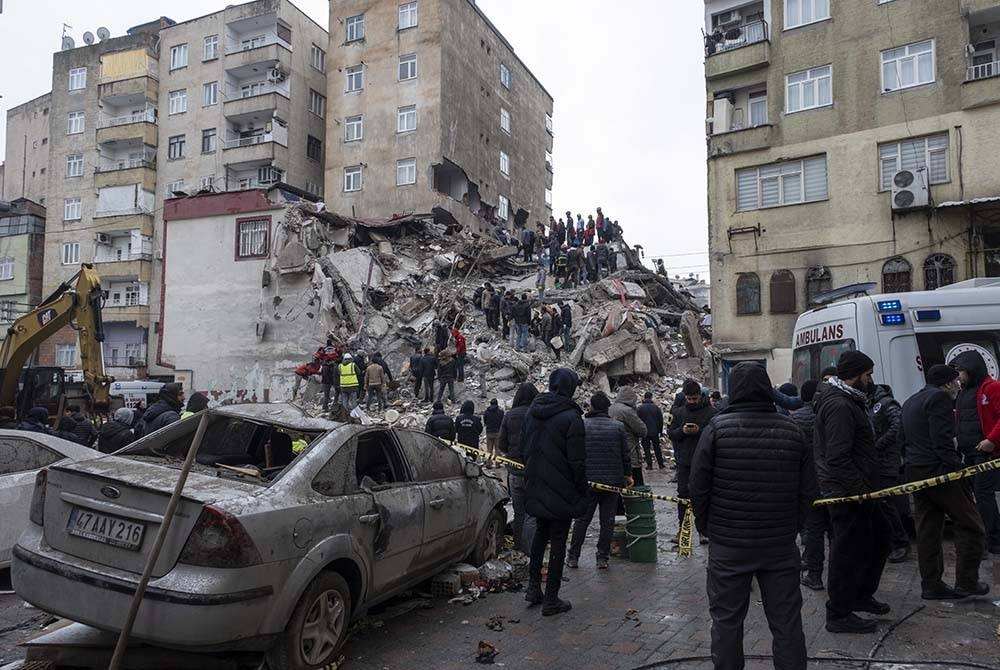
890, 168, 929, 211
267, 67, 286, 83
95, 233, 112, 245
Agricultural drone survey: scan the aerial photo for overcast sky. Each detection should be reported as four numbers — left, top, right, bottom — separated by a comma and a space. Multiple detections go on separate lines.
0, 0, 709, 277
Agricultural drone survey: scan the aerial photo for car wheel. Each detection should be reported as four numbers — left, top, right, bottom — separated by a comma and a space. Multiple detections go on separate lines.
470, 508, 505, 566
268, 571, 352, 670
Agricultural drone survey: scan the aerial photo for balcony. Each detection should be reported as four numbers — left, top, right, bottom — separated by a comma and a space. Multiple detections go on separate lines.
97, 108, 157, 146
104, 353, 148, 368
705, 20, 770, 80
93, 256, 153, 283
223, 87, 290, 120
709, 124, 773, 157
99, 76, 158, 106
90, 213, 154, 237
225, 33, 291, 58
95, 163, 157, 190
222, 132, 289, 168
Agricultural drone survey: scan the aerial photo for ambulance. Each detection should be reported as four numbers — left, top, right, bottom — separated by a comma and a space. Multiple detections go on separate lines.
790, 279, 1000, 403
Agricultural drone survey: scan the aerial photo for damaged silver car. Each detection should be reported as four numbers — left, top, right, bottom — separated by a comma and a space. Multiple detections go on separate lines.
13, 404, 507, 668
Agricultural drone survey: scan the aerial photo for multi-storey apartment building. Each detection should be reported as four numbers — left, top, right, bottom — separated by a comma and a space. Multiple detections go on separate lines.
3, 94, 53, 204
0, 199, 46, 338
704, 0, 1000, 388
324, 0, 554, 233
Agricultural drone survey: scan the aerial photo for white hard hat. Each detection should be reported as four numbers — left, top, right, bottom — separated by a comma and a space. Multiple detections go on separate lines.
343, 353, 353, 361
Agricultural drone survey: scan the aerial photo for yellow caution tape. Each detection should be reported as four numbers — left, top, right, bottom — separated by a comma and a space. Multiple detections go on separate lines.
449, 441, 694, 558
814, 458, 1000, 506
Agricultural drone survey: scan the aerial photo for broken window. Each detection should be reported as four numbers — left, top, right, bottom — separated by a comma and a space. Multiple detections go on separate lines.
923, 253, 955, 290
355, 430, 406, 487
397, 430, 464, 481
736, 272, 761, 315
237, 217, 269, 259
805, 266, 832, 305
882, 256, 912, 293
769, 270, 796, 313
497, 194, 509, 221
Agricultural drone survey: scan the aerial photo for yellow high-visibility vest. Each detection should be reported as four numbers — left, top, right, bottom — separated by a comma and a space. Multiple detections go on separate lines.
340, 363, 359, 388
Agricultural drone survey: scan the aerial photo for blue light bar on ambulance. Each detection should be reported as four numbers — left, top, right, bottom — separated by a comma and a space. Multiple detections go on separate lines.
880, 313, 905, 326
915, 309, 942, 322
877, 300, 902, 312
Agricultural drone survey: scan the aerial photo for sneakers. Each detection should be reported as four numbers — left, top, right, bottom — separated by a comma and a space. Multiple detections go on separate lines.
801, 573, 824, 591
853, 598, 891, 615
887, 545, 910, 563
921, 582, 962, 600
596, 557, 609, 570
954, 582, 990, 598
825, 613, 878, 634
566, 557, 579, 569
541, 598, 572, 616
524, 583, 543, 606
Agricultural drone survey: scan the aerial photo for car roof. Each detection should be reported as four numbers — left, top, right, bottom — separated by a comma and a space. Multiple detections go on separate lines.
208, 403, 346, 433
0, 429, 104, 459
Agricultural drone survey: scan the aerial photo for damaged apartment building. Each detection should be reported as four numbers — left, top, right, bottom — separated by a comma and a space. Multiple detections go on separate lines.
323, 0, 554, 235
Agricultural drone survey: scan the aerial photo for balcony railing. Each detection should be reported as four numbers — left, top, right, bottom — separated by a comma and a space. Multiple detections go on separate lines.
225, 32, 291, 55
705, 20, 768, 56
95, 207, 154, 218
222, 133, 281, 149
968, 60, 1000, 81
95, 158, 156, 174
95, 252, 153, 263
104, 355, 147, 368
99, 109, 156, 129
224, 80, 290, 101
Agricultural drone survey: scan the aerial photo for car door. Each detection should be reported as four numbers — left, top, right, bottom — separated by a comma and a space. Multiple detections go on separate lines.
395, 430, 471, 570
0, 437, 63, 567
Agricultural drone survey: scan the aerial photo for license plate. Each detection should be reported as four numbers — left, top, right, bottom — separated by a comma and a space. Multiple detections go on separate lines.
67, 507, 145, 551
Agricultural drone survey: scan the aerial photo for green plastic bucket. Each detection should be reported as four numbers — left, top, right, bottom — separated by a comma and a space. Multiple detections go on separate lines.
624, 486, 658, 563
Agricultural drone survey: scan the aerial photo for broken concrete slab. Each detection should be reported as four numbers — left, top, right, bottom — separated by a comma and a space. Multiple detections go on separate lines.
593, 369, 611, 395
597, 279, 647, 301
325, 248, 384, 304
645, 329, 668, 375
583, 328, 640, 368
399, 297, 431, 321
488, 367, 517, 381
276, 240, 311, 273
481, 245, 519, 263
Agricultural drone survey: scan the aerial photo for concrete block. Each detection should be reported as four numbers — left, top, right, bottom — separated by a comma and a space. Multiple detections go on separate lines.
583, 328, 640, 367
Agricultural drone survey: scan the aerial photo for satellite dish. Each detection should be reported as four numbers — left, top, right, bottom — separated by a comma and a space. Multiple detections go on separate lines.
97, 27, 111, 41
83, 31, 95, 45
61, 36, 76, 50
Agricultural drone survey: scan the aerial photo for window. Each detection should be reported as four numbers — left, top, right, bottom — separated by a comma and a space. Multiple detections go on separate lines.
805, 266, 832, 305
258, 166, 281, 185
309, 89, 326, 117
203, 81, 218, 106
124, 284, 141, 307
500, 62, 511, 89
786, 65, 831, 113
67, 111, 85, 135
169, 89, 187, 115
338, 117, 361, 144
346, 65, 364, 92
68, 67, 86, 91
736, 273, 761, 315
0, 301, 14, 322
203, 35, 219, 61
497, 194, 509, 221
168, 135, 186, 159
201, 128, 217, 153
237, 218, 269, 259
170, 44, 188, 70
881, 40, 935, 92
784, 0, 829, 29
398, 53, 417, 81
924, 254, 956, 290
65, 154, 83, 178
545, 150, 553, 169
545, 188, 553, 207
56, 344, 77, 368
311, 44, 326, 72
305, 180, 324, 197
64, 198, 81, 221
307, 135, 323, 161
200, 175, 216, 190
737, 155, 828, 211
166, 179, 186, 196
545, 113, 553, 134
882, 257, 912, 293
878, 133, 948, 191
399, 1, 418, 29
397, 158, 417, 186
344, 165, 363, 192
0, 258, 14, 281
346, 15, 365, 42
241, 82, 265, 98
770, 270, 796, 313
749, 91, 768, 126
500, 107, 510, 134
397, 105, 416, 132
400, 431, 464, 480
499, 151, 509, 177
62, 242, 81, 265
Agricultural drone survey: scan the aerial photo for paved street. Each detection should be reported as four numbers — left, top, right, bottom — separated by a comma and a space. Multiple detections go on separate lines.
2, 466, 998, 669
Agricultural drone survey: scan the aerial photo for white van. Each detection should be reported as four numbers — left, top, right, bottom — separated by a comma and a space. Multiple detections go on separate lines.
791, 279, 1000, 403
109, 380, 164, 409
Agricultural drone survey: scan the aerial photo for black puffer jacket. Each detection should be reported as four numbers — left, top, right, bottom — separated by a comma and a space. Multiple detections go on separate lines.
483, 405, 504, 434
424, 408, 455, 441
636, 399, 664, 437
454, 401, 483, 447
868, 384, 903, 482
498, 383, 538, 470
138, 396, 182, 437
522, 369, 588, 520
813, 380, 878, 497
72, 413, 98, 447
511, 299, 532, 325
791, 404, 816, 454
955, 351, 987, 459
667, 397, 717, 467
419, 353, 437, 379
97, 420, 135, 454
690, 362, 816, 549
582, 410, 630, 487
436, 357, 456, 382
901, 384, 962, 477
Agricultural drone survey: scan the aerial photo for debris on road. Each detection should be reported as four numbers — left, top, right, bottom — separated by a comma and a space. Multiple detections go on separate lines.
475, 640, 499, 664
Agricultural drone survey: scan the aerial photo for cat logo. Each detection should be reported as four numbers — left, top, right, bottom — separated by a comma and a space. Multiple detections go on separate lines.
36, 308, 58, 327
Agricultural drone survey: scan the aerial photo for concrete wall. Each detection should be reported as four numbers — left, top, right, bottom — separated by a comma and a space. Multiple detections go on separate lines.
3, 93, 52, 204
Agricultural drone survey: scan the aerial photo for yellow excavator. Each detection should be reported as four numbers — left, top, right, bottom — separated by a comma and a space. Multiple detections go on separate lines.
0, 264, 114, 419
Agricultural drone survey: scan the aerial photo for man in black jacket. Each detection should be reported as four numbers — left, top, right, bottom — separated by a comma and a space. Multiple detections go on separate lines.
522, 368, 587, 616
868, 383, 910, 563
483, 399, 504, 460
637, 392, 666, 469
558, 300, 572, 349
690, 362, 815, 670
667, 379, 717, 534
409, 346, 424, 399
424, 401, 455, 441
567, 392, 631, 570
813, 350, 890, 633
435, 351, 457, 404
498, 383, 538, 552
138, 383, 185, 437
900, 364, 988, 600
454, 400, 483, 448
511, 294, 532, 352
418, 348, 436, 403
97, 408, 136, 454
795, 380, 830, 591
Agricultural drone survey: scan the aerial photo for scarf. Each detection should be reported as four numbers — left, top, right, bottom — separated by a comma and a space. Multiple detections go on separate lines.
828, 376, 868, 402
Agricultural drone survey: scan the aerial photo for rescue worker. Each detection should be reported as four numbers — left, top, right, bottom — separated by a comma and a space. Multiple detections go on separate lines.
436, 350, 457, 404
321, 351, 339, 411
364, 356, 387, 411
454, 400, 484, 449
558, 300, 573, 349
181, 392, 209, 419
424, 401, 455, 441
338, 353, 361, 410
450, 327, 468, 382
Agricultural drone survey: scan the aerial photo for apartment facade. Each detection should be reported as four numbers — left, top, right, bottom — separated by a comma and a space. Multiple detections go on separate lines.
3, 94, 53, 204
324, 0, 553, 233
704, 0, 1000, 387
0, 199, 46, 339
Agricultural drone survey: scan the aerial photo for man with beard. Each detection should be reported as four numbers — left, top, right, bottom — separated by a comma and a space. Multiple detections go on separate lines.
668, 379, 717, 539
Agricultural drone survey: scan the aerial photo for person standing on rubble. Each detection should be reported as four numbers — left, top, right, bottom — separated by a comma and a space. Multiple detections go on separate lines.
609, 386, 648, 486
436, 350, 458, 404
558, 301, 573, 349
483, 399, 504, 461
549, 233, 561, 272
455, 400, 484, 452
364, 356, 387, 412
419, 348, 437, 403
434, 320, 451, 353
425, 401, 456, 441
585, 215, 596, 247
668, 379, 717, 537
512, 293, 532, 353
536, 262, 548, 303
481, 284, 495, 331
500, 289, 513, 343
523, 368, 588, 616
449, 327, 467, 382
596, 207, 606, 243
487, 285, 502, 332
565, 247, 582, 289
540, 306, 560, 361
409, 346, 424, 399
637, 391, 666, 470
337, 354, 361, 410
575, 214, 585, 246
521, 226, 536, 263
499, 382, 539, 552
565, 211, 574, 246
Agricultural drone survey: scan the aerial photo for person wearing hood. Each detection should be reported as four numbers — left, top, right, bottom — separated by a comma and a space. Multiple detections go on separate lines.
668, 379, 717, 535
867, 383, 910, 564
776, 383, 801, 416
69, 407, 98, 447
137, 384, 185, 437
97, 408, 136, 454
522, 368, 587, 616
435, 350, 457, 404
449, 328, 468, 382
567, 392, 631, 570
424, 401, 455, 441
813, 350, 890, 634
18, 407, 50, 434
637, 391, 666, 470
690, 362, 814, 670
795, 380, 831, 592
181, 392, 209, 419
55, 416, 86, 444
409, 346, 424, 399
952, 350, 1000, 555
483, 399, 504, 461
609, 386, 648, 486
0, 406, 18, 430
454, 400, 483, 449
499, 383, 539, 553
901, 364, 988, 600
511, 293, 532, 352
419, 348, 437, 403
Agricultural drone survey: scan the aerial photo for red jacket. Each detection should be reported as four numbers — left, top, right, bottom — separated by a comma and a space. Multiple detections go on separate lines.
978, 376, 1000, 445
449, 328, 467, 355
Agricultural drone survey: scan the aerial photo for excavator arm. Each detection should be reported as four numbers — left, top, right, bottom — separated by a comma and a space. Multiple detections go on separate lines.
0, 264, 114, 410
